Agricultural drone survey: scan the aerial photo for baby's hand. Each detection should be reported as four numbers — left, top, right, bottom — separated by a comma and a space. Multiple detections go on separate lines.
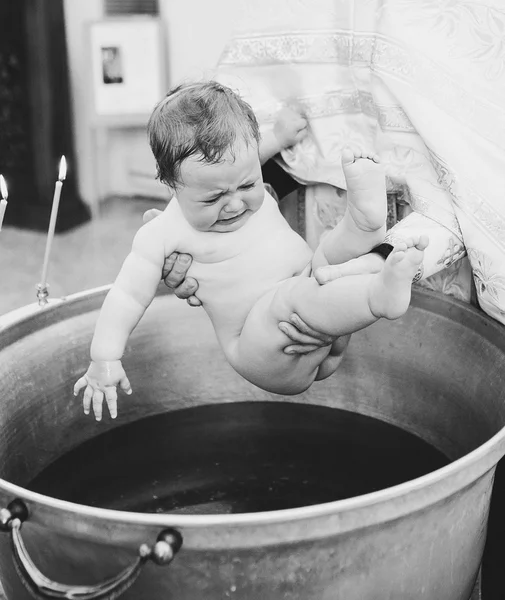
273, 107, 308, 150
73, 360, 132, 422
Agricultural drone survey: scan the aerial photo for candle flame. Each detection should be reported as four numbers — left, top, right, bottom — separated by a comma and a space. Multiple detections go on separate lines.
58, 156, 67, 181
0, 175, 7, 200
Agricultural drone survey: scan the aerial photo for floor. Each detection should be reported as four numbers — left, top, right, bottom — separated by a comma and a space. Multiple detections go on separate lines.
0, 196, 166, 318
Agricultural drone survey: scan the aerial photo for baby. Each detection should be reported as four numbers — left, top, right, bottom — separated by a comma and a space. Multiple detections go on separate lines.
74, 81, 428, 420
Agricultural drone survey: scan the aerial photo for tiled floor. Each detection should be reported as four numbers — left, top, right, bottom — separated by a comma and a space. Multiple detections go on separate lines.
0, 196, 167, 317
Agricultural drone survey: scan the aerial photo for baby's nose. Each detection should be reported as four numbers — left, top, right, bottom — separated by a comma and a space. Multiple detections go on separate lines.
224, 194, 244, 213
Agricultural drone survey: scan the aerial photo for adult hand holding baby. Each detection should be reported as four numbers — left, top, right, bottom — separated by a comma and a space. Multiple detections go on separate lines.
142, 208, 202, 306
143, 208, 348, 355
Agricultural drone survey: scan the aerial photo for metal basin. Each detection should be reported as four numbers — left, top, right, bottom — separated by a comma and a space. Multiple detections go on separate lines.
0, 286, 503, 599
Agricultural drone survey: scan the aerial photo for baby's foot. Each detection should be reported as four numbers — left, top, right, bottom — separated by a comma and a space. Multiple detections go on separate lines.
341, 147, 387, 233
369, 235, 429, 320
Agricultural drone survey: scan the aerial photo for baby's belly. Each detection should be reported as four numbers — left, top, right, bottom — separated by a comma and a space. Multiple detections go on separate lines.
188, 234, 312, 337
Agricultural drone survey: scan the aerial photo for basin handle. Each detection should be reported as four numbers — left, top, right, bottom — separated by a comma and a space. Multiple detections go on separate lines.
0, 499, 183, 599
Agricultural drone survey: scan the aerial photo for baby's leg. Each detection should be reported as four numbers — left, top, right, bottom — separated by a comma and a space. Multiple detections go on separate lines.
315, 334, 351, 382
230, 236, 427, 395
312, 147, 387, 271
230, 272, 386, 395
368, 235, 429, 319
302, 236, 428, 333
227, 283, 333, 395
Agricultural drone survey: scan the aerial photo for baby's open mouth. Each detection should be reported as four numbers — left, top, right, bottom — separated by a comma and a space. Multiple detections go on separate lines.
217, 211, 247, 225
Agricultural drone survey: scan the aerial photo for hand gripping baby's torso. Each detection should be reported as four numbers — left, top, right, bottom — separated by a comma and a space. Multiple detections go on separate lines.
164, 192, 312, 339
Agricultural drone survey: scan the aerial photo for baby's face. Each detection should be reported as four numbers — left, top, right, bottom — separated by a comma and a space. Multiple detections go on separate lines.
173, 138, 264, 233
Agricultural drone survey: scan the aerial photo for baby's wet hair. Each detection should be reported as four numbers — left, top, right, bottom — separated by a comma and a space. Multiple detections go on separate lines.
148, 81, 261, 189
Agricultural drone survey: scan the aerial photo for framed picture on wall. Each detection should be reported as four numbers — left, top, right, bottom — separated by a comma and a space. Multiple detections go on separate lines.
88, 17, 166, 124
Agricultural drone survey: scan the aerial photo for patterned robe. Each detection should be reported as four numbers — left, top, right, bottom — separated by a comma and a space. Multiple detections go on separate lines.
214, 0, 505, 324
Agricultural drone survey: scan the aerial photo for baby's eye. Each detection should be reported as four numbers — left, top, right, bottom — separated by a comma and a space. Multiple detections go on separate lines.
203, 197, 220, 205
239, 183, 255, 191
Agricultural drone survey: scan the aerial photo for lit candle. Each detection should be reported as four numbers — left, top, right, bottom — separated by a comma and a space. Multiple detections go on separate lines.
0, 175, 8, 231
39, 156, 67, 288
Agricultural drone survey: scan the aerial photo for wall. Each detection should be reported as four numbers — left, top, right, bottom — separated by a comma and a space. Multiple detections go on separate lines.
63, 0, 238, 207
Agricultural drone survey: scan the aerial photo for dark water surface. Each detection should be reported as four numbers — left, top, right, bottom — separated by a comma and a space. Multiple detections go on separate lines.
29, 402, 449, 514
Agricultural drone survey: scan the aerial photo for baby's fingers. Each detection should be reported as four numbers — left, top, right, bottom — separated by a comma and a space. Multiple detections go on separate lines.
104, 387, 118, 420
74, 376, 88, 396
119, 375, 132, 396
92, 389, 105, 422
83, 386, 93, 416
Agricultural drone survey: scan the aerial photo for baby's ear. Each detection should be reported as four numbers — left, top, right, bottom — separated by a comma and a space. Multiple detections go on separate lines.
166, 186, 175, 201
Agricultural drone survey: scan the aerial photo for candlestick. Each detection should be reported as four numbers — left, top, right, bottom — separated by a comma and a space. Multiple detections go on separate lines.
39, 156, 67, 295
0, 175, 8, 231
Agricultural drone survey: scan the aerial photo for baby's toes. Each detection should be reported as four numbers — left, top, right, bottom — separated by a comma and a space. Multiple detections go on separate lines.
416, 234, 430, 250
402, 235, 428, 251
404, 243, 426, 266
393, 241, 408, 253
398, 236, 421, 250
389, 249, 407, 265
341, 147, 357, 165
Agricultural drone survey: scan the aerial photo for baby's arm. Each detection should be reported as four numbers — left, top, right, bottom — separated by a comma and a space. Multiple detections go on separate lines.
259, 107, 308, 165
74, 221, 170, 421
91, 227, 166, 360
